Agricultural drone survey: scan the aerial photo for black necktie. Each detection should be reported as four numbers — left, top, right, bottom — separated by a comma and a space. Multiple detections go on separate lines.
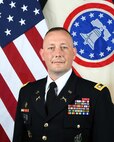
45, 82, 57, 115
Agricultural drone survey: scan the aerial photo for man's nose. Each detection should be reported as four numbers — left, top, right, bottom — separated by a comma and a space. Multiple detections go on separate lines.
54, 48, 63, 56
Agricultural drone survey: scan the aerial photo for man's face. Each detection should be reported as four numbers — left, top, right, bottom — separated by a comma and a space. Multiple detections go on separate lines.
40, 30, 76, 76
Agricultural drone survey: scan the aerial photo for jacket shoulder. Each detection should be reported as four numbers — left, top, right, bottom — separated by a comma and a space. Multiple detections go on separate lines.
21, 77, 47, 89
78, 77, 108, 93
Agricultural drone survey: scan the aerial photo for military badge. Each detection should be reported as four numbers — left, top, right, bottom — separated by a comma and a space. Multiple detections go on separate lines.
21, 109, 29, 112
94, 83, 105, 91
74, 133, 82, 142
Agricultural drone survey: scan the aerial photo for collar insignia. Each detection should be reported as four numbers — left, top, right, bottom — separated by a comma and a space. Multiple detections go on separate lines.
35, 96, 41, 101
35, 90, 39, 94
68, 90, 72, 94
60, 96, 67, 103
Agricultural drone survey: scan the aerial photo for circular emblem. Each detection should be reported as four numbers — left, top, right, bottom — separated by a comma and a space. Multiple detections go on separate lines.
64, 3, 114, 67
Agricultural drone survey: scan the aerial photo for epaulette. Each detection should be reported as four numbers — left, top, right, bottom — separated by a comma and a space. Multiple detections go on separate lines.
21, 82, 29, 88
94, 83, 105, 91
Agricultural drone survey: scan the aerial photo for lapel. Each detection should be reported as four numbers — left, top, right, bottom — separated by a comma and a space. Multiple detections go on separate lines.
31, 78, 47, 119
30, 72, 80, 120
46, 71, 79, 121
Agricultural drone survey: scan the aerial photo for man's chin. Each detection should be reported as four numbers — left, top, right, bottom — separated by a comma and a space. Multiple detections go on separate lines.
53, 69, 68, 74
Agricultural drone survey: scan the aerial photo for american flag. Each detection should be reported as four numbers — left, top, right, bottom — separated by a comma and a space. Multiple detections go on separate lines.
0, 0, 48, 141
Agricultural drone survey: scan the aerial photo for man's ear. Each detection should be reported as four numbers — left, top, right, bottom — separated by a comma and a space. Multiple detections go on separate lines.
39, 48, 45, 61
73, 47, 76, 60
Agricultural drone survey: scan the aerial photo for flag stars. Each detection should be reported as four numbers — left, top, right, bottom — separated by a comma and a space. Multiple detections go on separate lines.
81, 16, 86, 21
71, 31, 77, 37
19, 18, 26, 26
73, 41, 78, 46
33, 8, 40, 15
7, 15, 14, 22
0, 0, 4, 4
79, 49, 84, 54
106, 46, 111, 52
89, 13, 94, 18
9, 1, 16, 8
4, 29, 11, 36
89, 53, 94, 58
99, 52, 104, 57
107, 19, 112, 25
99, 13, 104, 18
111, 38, 114, 44
74, 22, 79, 27
21, 5, 28, 12
0, 13, 1, 18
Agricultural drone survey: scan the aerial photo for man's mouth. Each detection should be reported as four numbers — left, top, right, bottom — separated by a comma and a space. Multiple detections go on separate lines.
52, 60, 65, 64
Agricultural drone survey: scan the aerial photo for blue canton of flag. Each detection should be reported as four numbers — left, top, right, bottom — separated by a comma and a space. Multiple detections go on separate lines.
70, 8, 114, 61
0, 0, 44, 48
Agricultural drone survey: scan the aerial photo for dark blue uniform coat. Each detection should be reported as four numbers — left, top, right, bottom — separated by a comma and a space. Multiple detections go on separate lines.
12, 71, 114, 142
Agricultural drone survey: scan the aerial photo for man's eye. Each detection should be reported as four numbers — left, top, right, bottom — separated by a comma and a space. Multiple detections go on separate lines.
48, 47, 54, 50
61, 46, 68, 49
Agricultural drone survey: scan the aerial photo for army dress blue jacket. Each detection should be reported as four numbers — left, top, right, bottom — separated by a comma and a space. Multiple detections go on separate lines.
12, 71, 114, 142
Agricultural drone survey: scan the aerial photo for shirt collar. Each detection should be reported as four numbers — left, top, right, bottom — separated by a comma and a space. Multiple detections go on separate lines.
46, 69, 72, 95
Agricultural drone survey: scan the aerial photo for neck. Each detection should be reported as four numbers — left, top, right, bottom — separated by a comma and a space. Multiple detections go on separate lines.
49, 73, 64, 81
48, 69, 71, 81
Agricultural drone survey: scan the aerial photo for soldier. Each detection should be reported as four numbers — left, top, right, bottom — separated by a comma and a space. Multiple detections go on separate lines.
12, 27, 114, 142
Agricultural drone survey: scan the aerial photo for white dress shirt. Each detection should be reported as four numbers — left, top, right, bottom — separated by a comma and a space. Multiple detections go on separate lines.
45, 69, 72, 101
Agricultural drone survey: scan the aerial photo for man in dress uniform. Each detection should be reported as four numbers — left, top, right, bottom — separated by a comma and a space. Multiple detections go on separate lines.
12, 27, 114, 142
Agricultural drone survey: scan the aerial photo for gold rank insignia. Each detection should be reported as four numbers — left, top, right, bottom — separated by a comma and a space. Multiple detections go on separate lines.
21, 82, 29, 88
94, 83, 105, 91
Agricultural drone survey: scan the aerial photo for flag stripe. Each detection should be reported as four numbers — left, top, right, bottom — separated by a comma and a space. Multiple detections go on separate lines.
25, 26, 46, 68
3, 43, 35, 84
0, 75, 17, 120
0, 99, 14, 142
0, 1, 48, 142
35, 19, 48, 39
0, 125, 10, 142
0, 48, 22, 101
13, 34, 47, 80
